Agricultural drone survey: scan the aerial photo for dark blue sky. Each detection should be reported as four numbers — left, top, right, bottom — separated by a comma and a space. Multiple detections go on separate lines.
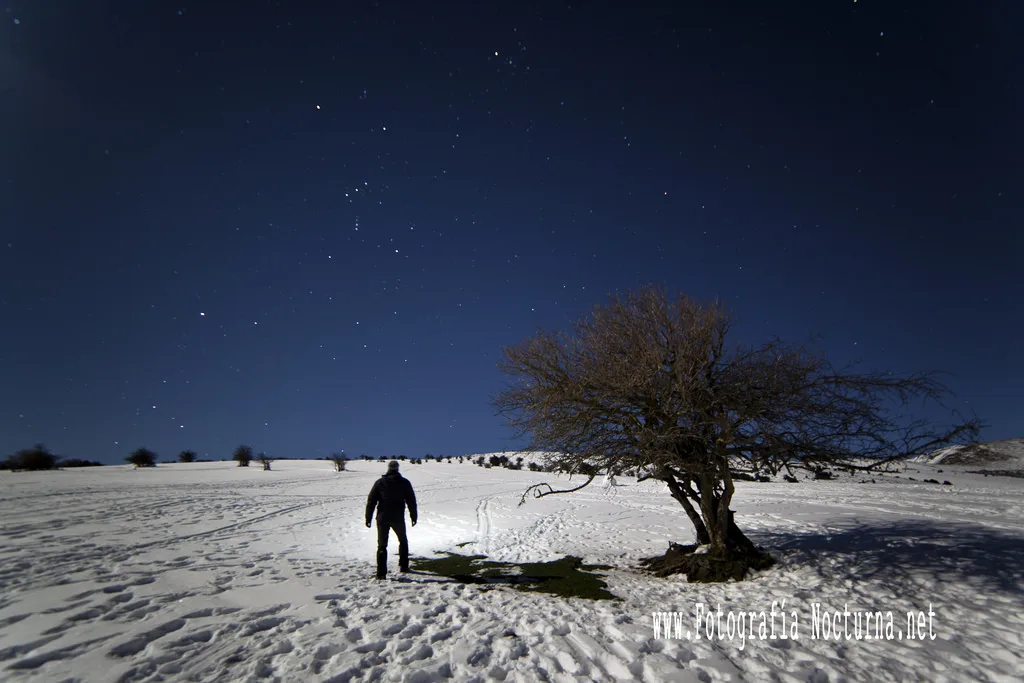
2, 1, 1020, 464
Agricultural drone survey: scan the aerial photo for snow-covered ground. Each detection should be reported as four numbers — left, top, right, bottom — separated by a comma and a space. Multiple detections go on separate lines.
1, 458, 1022, 682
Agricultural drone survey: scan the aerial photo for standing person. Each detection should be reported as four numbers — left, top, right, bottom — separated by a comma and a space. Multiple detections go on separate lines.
365, 460, 418, 579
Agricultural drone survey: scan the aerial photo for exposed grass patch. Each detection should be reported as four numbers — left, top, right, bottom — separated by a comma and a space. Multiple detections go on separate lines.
411, 552, 616, 601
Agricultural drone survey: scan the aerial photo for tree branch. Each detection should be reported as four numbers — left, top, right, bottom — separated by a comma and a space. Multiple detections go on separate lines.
518, 475, 596, 507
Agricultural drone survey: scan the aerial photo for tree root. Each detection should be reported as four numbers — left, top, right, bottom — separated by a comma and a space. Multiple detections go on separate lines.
640, 542, 775, 583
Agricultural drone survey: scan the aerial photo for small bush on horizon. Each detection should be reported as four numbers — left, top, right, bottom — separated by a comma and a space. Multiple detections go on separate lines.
179, 450, 197, 463
4, 444, 59, 471
59, 458, 104, 468
233, 445, 253, 467
258, 452, 273, 471
127, 448, 157, 468
331, 452, 347, 472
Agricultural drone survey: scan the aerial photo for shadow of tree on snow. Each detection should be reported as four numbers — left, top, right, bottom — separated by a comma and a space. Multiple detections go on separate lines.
751, 519, 1024, 597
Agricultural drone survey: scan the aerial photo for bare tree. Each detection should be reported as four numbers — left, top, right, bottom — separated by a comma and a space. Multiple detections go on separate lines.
179, 450, 197, 463
127, 448, 157, 468
258, 453, 273, 471
331, 452, 347, 472
494, 286, 980, 581
233, 445, 253, 468
5, 444, 58, 471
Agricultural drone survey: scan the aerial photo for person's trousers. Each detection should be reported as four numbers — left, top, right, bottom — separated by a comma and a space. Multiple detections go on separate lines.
376, 518, 409, 577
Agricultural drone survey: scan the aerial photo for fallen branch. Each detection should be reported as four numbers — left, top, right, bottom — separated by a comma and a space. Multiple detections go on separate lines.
518, 475, 596, 507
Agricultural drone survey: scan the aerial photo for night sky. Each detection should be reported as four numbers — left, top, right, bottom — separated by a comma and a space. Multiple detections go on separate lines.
2, 1, 1020, 464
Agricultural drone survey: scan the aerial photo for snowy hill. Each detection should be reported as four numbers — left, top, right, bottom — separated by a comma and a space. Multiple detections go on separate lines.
914, 437, 1024, 469
1, 458, 1022, 681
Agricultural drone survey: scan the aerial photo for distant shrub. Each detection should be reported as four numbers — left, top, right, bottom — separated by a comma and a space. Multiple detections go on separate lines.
127, 448, 157, 468
233, 444, 253, 467
783, 474, 799, 483
59, 458, 104, 468
812, 469, 834, 480
6, 444, 58, 471
505, 456, 524, 471
331, 452, 347, 472
258, 453, 273, 471
179, 450, 197, 463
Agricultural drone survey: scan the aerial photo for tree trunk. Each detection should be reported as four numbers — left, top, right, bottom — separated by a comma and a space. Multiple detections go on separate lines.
727, 511, 759, 556
696, 471, 730, 558
642, 484, 775, 582
663, 476, 710, 544
711, 459, 736, 559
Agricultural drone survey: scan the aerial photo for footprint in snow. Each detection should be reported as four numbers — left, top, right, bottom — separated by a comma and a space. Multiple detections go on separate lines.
108, 618, 187, 658
0, 613, 31, 628
429, 627, 455, 643
42, 599, 90, 614
381, 619, 407, 636
401, 643, 434, 663
400, 622, 424, 637
0, 634, 63, 662
241, 615, 287, 636
107, 592, 134, 605
355, 639, 387, 654
423, 604, 446, 618
314, 593, 346, 601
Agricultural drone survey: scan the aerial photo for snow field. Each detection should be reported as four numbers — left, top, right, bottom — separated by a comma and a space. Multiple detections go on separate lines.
0, 459, 1021, 682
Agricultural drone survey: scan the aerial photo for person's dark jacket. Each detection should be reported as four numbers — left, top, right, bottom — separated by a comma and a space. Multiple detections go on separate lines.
365, 472, 417, 525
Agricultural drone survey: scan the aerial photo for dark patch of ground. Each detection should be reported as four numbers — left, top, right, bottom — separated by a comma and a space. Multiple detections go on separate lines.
411, 552, 617, 600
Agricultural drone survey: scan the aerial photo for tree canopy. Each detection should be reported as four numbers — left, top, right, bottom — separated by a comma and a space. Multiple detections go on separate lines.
495, 286, 980, 581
